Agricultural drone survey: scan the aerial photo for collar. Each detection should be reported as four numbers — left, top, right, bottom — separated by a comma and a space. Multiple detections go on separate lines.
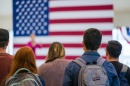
81, 51, 100, 62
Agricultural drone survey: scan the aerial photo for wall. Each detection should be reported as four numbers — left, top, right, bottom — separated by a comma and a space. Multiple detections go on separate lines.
114, 11, 130, 26
0, 0, 12, 30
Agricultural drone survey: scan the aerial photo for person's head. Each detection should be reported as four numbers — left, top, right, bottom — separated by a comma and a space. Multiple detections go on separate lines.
106, 40, 122, 59
0, 28, 9, 49
30, 33, 36, 41
83, 28, 102, 51
2, 46, 37, 85
45, 42, 65, 63
8, 46, 37, 76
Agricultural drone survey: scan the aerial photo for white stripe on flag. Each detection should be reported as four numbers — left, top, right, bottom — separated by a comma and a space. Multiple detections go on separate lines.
13, 48, 106, 56
50, 10, 113, 19
50, 0, 113, 7
49, 23, 113, 32
14, 36, 112, 44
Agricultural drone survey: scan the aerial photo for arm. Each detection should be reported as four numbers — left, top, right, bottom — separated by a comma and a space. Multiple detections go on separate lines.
36, 43, 42, 48
62, 65, 72, 86
103, 61, 120, 86
27, 42, 31, 47
109, 63, 120, 86
111, 75, 120, 86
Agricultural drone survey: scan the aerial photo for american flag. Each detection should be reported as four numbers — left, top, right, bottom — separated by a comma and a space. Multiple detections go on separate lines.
13, 0, 113, 59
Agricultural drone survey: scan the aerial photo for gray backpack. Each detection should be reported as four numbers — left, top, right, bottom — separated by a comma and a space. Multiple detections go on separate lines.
119, 64, 129, 86
5, 68, 43, 86
73, 57, 109, 86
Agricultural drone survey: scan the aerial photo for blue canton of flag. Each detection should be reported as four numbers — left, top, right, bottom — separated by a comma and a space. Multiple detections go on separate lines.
13, 0, 49, 36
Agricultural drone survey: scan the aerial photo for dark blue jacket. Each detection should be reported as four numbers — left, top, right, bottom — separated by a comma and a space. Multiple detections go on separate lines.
39, 76, 45, 86
62, 51, 120, 86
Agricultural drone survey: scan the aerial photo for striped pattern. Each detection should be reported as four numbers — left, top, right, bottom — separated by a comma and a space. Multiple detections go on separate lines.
13, 0, 113, 59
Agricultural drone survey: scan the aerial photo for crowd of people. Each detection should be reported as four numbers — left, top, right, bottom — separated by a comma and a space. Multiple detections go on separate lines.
0, 28, 130, 86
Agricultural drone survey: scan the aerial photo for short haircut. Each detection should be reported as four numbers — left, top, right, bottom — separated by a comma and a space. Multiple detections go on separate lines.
83, 28, 102, 51
0, 28, 9, 47
106, 40, 122, 58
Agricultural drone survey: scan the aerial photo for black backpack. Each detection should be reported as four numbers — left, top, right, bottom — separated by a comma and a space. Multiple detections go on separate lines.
119, 64, 129, 86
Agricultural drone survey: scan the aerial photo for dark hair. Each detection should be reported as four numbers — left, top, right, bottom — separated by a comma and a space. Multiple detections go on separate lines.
106, 40, 122, 58
83, 28, 102, 51
0, 28, 9, 47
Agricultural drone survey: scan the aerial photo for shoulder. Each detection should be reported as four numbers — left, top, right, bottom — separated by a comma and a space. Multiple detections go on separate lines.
27, 42, 31, 44
38, 62, 52, 73
127, 65, 130, 70
66, 61, 80, 71
126, 65, 130, 75
27, 42, 31, 46
55, 59, 71, 65
103, 60, 115, 70
103, 60, 113, 65
1, 53, 13, 60
7, 54, 14, 60
103, 60, 118, 76
39, 62, 52, 68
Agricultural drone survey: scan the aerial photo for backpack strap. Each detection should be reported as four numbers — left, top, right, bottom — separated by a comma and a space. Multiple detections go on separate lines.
10, 78, 40, 86
74, 57, 106, 67
120, 64, 128, 77
97, 57, 106, 66
73, 57, 86, 86
13, 68, 31, 76
73, 57, 86, 67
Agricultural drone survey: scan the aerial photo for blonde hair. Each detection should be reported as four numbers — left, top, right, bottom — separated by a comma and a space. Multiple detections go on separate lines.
45, 42, 65, 63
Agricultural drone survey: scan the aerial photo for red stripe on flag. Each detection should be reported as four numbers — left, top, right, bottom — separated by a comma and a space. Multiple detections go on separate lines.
14, 43, 107, 48
36, 56, 106, 60
50, 5, 113, 12
50, 18, 113, 23
36, 56, 79, 59
49, 31, 112, 35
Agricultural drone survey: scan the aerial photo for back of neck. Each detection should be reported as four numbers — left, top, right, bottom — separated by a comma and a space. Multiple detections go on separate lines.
107, 57, 118, 62
0, 48, 6, 53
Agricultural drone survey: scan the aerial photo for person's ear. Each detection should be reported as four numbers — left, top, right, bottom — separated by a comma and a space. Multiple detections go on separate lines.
106, 50, 109, 56
82, 41, 86, 51
6, 41, 9, 46
82, 41, 85, 47
106, 50, 110, 60
99, 44, 101, 48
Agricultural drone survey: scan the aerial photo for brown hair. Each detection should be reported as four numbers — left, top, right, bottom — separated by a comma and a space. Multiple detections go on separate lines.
45, 42, 65, 63
2, 46, 37, 85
